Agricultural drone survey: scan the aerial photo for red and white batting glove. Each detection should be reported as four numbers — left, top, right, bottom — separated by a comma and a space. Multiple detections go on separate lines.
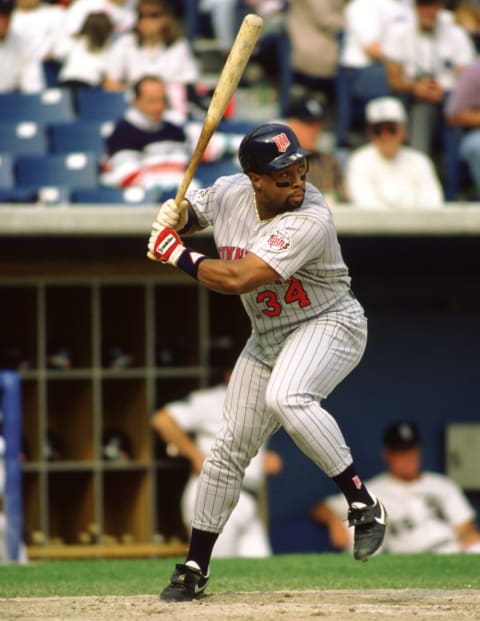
154, 198, 189, 232
148, 223, 208, 279
148, 225, 185, 265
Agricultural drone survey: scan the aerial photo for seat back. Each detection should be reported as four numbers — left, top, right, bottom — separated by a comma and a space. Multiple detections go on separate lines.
0, 89, 75, 124
15, 153, 98, 190
195, 159, 241, 187
48, 120, 114, 157
75, 88, 128, 122
0, 122, 47, 156
71, 186, 158, 205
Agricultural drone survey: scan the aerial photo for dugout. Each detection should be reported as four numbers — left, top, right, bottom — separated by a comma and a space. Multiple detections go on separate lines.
0, 205, 479, 557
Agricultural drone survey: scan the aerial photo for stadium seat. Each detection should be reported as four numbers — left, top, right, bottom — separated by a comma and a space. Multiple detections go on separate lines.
0, 89, 75, 124
14, 153, 99, 190
0, 186, 70, 205
48, 120, 114, 157
75, 88, 129, 122
0, 122, 47, 157
195, 159, 241, 186
0, 153, 14, 189
71, 186, 158, 205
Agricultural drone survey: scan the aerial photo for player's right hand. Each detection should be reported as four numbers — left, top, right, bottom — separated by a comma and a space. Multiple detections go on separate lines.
155, 198, 189, 231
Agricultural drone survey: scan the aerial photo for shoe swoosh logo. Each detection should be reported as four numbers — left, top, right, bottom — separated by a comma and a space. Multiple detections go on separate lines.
374, 503, 387, 526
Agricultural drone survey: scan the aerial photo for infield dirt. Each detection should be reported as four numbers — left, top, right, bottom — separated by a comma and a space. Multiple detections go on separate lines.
3, 589, 480, 620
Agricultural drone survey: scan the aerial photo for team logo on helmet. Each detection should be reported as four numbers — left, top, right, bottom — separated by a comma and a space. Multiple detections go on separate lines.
267, 228, 290, 251
272, 132, 291, 153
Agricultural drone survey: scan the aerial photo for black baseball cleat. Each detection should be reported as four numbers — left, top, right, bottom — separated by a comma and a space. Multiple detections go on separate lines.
348, 497, 387, 561
160, 562, 209, 602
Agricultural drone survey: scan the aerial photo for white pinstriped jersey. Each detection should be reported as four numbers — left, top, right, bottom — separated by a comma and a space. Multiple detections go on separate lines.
186, 174, 363, 343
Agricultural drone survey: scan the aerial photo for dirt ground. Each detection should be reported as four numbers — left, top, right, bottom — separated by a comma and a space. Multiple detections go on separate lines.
2, 589, 480, 621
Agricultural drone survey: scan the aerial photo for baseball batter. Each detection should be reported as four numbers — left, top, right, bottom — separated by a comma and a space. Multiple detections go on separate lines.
147, 123, 387, 602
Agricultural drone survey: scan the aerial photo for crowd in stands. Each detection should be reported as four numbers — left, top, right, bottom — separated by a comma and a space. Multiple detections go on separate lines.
1, 0, 480, 204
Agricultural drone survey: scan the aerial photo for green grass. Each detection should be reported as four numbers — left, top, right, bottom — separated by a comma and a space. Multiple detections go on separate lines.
1, 554, 479, 598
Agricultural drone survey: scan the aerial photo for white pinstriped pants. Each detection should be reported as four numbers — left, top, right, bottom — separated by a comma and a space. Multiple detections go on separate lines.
192, 309, 368, 534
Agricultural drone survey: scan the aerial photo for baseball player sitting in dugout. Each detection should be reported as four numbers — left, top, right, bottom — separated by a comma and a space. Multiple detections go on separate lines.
147, 122, 388, 602
311, 421, 480, 554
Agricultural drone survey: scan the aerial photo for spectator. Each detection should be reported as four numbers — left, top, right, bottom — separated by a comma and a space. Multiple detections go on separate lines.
10, 0, 65, 62
151, 361, 282, 558
335, 0, 414, 148
286, 0, 345, 105
383, 0, 475, 197
55, 12, 114, 89
0, 0, 45, 92
285, 96, 347, 204
311, 421, 480, 554
346, 96, 444, 208
63, 0, 135, 40
445, 57, 480, 198
103, 0, 199, 109
101, 76, 241, 191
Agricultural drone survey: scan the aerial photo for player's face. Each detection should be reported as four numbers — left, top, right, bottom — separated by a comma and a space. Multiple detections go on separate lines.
259, 159, 308, 214
384, 447, 421, 481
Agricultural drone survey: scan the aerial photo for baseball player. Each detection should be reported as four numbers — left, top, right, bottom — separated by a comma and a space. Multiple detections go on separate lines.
147, 123, 387, 602
312, 421, 480, 554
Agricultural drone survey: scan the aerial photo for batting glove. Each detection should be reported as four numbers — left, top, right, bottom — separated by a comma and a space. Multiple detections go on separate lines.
154, 198, 189, 232
148, 225, 185, 265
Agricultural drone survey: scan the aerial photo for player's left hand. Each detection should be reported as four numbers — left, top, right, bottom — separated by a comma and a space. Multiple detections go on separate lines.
148, 223, 185, 265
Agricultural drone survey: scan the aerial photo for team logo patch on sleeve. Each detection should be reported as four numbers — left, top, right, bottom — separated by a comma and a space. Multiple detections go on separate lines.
267, 228, 290, 251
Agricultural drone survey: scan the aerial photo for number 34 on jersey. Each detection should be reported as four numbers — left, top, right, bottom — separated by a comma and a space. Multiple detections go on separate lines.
257, 277, 311, 317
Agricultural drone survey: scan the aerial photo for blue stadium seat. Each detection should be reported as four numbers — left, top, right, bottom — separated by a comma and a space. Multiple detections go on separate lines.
48, 120, 114, 157
195, 158, 241, 186
0, 89, 75, 124
15, 153, 98, 190
0, 186, 70, 205
71, 186, 158, 205
75, 88, 128, 122
0, 122, 47, 156
0, 153, 14, 189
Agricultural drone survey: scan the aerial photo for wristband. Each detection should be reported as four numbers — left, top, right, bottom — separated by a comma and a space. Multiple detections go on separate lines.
177, 247, 208, 279
178, 209, 193, 235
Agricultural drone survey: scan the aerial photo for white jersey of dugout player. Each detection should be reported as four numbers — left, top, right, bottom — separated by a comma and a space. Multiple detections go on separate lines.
325, 471, 479, 553
186, 175, 359, 351
166, 384, 271, 558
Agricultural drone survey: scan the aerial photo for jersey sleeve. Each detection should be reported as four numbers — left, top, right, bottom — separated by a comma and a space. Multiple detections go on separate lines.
434, 475, 476, 528
164, 395, 202, 433
250, 213, 327, 280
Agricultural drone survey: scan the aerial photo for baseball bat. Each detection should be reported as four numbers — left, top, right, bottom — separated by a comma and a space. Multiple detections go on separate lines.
174, 13, 263, 206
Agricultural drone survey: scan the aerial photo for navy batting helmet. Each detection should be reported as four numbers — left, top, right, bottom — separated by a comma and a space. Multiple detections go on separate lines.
238, 123, 311, 174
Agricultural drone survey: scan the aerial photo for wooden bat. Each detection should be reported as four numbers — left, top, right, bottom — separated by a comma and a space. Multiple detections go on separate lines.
147, 13, 263, 260
174, 13, 263, 206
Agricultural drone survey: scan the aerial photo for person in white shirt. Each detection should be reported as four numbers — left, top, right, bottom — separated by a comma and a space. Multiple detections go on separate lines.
312, 421, 480, 554
103, 0, 199, 93
383, 0, 475, 198
56, 11, 114, 88
0, 0, 45, 92
335, 0, 414, 148
9, 0, 65, 62
346, 96, 444, 208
